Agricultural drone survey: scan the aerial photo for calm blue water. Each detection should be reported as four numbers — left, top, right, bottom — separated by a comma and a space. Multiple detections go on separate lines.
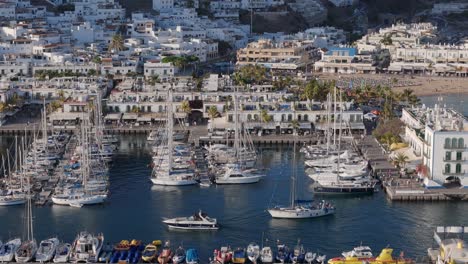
1, 134, 468, 261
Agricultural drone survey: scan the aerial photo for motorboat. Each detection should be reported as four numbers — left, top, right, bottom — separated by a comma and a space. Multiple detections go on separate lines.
157, 242, 173, 264
70, 231, 104, 263
35, 237, 59, 262
141, 241, 161, 262
213, 246, 232, 264
98, 244, 113, 263
0, 238, 21, 262
51, 191, 106, 206
163, 211, 219, 230
276, 244, 290, 263
53, 243, 71, 263
233, 247, 246, 264
313, 181, 376, 195
260, 246, 273, 263
328, 248, 412, 264
247, 243, 260, 263
268, 200, 335, 219
0, 194, 26, 206
342, 246, 373, 258
186, 248, 199, 264
172, 246, 186, 264
215, 164, 264, 184
15, 239, 38, 263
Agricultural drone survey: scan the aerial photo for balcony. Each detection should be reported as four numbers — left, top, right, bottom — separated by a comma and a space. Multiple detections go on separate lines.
443, 158, 467, 162
444, 144, 467, 150
442, 170, 466, 176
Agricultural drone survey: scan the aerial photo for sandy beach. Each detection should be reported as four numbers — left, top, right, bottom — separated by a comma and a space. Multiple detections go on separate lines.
317, 73, 468, 96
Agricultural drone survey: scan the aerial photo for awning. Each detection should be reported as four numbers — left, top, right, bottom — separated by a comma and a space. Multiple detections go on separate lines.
137, 113, 166, 121
49, 112, 83, 121
122, 113, 138, 120
300, 123, 311, 129
105, 113, 122, 120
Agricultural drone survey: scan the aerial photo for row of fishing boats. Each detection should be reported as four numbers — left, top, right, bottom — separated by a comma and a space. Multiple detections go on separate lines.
0, 234, 412, 264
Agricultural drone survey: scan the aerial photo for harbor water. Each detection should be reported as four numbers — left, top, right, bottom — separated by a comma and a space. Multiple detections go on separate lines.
2, 133, 468, 261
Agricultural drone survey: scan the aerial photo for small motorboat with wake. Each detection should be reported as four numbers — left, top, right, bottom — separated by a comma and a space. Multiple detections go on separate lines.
163, 210, 219, 230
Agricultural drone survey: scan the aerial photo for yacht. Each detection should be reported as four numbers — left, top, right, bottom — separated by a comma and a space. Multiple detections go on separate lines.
172, 246, 186, 264
0, 194, 26, 206
0, 238, 21, 262
215, 164, 264, 184
163, 211, 219, 230
15, 240, 37, 263
51, 190, 106, 206
35, 237, 59, 262
313, 181, 375, 195
53, 243, 71, 263
342, 246, 373, 258
70, 231, 104, 263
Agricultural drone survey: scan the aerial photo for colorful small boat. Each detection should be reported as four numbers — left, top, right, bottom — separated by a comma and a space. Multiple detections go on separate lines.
186, 248, 199, 264
157, 242, 173, 264
328, 248, 413, 264
214, 246, 233, 264
233, 247, 246, 264
141, 241, 161, 263
114, 240, 131, 251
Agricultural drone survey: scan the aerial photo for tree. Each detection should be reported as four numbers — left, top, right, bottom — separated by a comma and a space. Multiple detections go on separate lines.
380, 34, 393, 45
399, 88, 420, 106
381, 100, 395, 121
0, 102, 5, 112
148, 75, 160, 85
290, 119, 300, 136
108, 34, 124, 53
260, 109, 272, 123
180, 100, 191, 123
88, 69, 97, 76
207, 106, 219, 131
393, 153, 409, 169
92, 56, 102, 64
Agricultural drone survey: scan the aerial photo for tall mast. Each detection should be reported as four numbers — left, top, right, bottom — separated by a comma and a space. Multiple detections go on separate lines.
326, 93, 331, 154
333, 86, 337, 146
233, 86, 239, 161
290, 140, 297, 208
336, 88, 343, 184
167, 84, 174, 171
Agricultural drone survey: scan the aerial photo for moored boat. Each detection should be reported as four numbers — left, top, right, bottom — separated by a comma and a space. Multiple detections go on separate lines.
70, 231, 104, 263
53, 243, 71, 263
186, 248, 199, 264
247, 243, 260, 263
157, 241, 173, 264
141, 240, 161, 262
328, 248, 412, 264
0, 238, 21, 262
260, 246, 273, 264
35, 237, 59, 262
172, 246, 186, 264
213, 246, 232, 264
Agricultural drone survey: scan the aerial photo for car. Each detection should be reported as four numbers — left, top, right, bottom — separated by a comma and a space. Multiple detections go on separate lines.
364, 113, 378, 120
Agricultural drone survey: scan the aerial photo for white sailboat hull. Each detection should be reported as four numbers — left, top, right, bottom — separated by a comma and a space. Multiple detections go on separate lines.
51, 194, 106, 206
0, 197, 26, 206
151, 178, 198, 186
268, 208, 335, 219
216, 175, 262, 184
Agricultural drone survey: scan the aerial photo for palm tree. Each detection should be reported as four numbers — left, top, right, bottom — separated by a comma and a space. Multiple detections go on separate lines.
207, 106, 219, 131
393, 153, 409, 169
260, 109, 272, 123
290, 119, 300, 136
108, 34, 124, 53
180, 100, 191, 123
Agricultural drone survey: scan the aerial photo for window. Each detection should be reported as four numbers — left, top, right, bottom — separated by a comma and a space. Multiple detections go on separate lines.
452, 138, 458, 149
304, 114, 309, 121
287, 114, 292, 121
445, 138, 451, 148
457, 152, 462, 161
456, 164, 462, 174
446, 151, 452, 161
459, 138, 464, 148
445, 164, 451, 174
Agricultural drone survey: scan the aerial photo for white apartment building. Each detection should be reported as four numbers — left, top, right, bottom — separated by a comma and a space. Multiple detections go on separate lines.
314, 47, 375, 74
0, 2, 16, 20
74, 0, 125, 22
402, 105, 468, 187
0, 61, 28, 76
144, 61, 176, 77
240, 0, 284, 10
153, 0, 174, 12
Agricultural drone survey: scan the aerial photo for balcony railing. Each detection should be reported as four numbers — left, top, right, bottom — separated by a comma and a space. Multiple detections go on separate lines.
442, 170, 466, 175
444, 144, 467, 150
443, 158, 467, 162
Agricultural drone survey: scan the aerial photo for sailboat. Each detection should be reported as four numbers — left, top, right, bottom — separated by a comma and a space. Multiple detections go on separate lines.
214, 86, 264, 184
0, 137, 26, 206
14, 180, 37, 263
268, 141, 335, 219
151, 87, 198, 186
35, 237, 59, 262
313, 89, 375, 195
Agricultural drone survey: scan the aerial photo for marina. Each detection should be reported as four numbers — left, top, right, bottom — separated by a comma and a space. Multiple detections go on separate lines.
0, 134, 468, 262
